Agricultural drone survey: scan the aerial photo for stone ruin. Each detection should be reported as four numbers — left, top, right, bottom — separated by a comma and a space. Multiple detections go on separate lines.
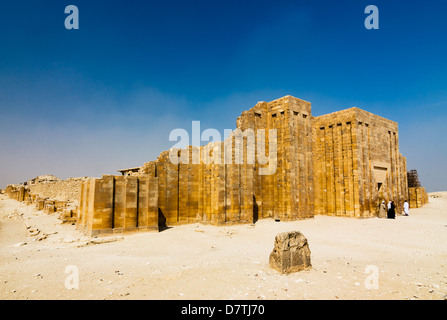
3, 176, 89, 225
269, 231, 312, 274
74, 95, 419, 236
3, 95, 430, 236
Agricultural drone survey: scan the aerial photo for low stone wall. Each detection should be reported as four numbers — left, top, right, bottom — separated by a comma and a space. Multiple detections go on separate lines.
4, 184, 77, 224
28, 177, 88, 204
5, 185, 26, 202
408, 187, 429, 209
3, 177, 88, 225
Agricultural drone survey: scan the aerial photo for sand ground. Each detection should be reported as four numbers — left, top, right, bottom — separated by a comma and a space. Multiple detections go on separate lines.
0, 192, 446, 300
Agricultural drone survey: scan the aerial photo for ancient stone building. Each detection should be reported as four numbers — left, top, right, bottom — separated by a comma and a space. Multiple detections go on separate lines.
313, 107, 408, 218
75, 95, 420, 236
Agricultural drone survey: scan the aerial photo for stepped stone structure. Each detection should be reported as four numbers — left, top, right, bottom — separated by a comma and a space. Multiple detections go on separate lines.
72, 95, 422, 236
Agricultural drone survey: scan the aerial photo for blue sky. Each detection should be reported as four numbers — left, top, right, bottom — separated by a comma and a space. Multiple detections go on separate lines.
0, 0, 446, 192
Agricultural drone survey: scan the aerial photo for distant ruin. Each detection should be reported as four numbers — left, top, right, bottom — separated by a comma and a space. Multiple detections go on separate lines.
407, 169, 429, 209
4, 176, 88, 224
3, 96, 429, 236
407, 170, 422, 188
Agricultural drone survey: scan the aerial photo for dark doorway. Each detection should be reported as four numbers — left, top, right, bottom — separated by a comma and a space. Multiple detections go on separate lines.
158, 208, 169, 232
253, 195, 259, 223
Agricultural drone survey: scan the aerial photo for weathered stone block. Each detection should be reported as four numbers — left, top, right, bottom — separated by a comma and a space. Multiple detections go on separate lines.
36, 198, 45, 211
269, 231, 311, 274
44, 204, 56, 214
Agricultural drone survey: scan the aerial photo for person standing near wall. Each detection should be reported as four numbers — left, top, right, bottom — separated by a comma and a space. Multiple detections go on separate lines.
387, 201, 396, 219
403, 200, 410, 216
378, 200, 387, 218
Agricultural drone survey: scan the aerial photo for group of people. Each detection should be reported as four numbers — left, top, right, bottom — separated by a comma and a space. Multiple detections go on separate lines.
378, 200, 410, 219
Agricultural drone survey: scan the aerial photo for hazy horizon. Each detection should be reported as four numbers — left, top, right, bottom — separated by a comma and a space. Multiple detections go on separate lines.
1, 0, 446, 192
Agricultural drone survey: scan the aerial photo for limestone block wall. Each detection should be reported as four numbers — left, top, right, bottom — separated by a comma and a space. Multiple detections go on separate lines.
76, 95, 417, 235
406, 170, 428, 209
4, 184, 76, 223
5, 185, 26, 202
313, 108, 408, 218
408, 187, 428, 209
236, 96, 314, 221
4, 176, 85, 211
76, 175, 159, 236
28, 177, 87, 204
140, 141, 255, 226
5, 177, 86, 224
137, 95, 314, 227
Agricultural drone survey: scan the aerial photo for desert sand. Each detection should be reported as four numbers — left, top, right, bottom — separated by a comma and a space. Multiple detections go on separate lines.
0, 192, 446, 300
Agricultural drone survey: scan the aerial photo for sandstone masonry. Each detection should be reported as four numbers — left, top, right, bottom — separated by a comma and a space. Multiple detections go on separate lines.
4, 96, 429, 236
4, 176, 88, 224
